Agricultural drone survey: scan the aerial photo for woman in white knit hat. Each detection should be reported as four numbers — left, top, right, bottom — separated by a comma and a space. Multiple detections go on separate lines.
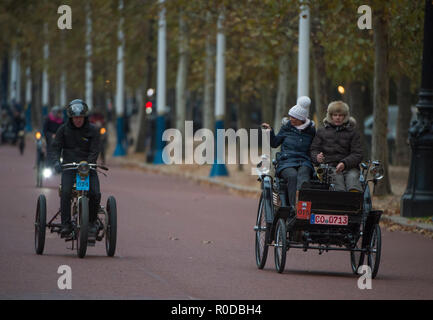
261, 96, 316, 207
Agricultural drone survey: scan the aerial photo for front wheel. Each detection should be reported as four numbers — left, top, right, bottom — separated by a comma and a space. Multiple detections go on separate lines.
76, 197, 89, 258
105, 196, 117, 257
274, 218, 287, 273
34, 195, 46, 255
368, 224, 381, 279
255, 194, 270, 269
350, 233, 365, 275
36, 149, 44, 188
19, 139, 25, 155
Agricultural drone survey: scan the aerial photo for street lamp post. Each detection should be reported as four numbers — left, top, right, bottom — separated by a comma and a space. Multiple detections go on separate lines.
210, 12, 229, 177
113, 0, 126, 156
401, 0, 433, 218
297, 4, 310, 98
153, 0, 167, 165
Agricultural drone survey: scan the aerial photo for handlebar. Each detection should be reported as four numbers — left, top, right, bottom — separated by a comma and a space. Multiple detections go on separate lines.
61, 162, 109, 171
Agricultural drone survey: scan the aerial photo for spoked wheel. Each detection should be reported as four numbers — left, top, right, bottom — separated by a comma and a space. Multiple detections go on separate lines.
36, 150, 44, 188
274, 218, 287, 273
350, 233, 365, 274
255, 194, 270, 269
367, 224, 381, 279
19, 142, 24, 155
36, 161, 43, 188
34, 195, 47, 255
76, 197, 89, 258
105, 196, 117, 257
19, 137, 25, 155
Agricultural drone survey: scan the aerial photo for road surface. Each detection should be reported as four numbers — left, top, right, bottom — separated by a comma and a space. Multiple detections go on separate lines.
0, 139, 432, 300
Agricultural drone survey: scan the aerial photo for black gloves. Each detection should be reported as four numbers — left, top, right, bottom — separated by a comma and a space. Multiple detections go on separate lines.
54, 161, 62, 174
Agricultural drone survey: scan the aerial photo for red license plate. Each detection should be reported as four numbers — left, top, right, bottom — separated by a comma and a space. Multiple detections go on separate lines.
310, 214, 348, 226
297, 201, 312, 220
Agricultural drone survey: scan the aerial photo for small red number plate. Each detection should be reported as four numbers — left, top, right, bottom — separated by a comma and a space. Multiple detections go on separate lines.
297, 201, 312, 220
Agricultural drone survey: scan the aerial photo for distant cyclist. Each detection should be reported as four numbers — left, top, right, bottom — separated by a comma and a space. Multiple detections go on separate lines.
43, 106, 64, 158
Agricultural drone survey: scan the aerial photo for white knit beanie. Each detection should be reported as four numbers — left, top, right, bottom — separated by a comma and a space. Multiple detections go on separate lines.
288, 96, 311, 122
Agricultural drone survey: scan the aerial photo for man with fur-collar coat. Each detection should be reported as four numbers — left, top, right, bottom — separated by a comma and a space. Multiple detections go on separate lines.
310, 101, 363, 192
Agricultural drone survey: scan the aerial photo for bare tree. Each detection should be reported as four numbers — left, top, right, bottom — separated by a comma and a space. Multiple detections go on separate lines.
202, 11, 215, 131
372, 5, 392, 195
175, 12, 189, 138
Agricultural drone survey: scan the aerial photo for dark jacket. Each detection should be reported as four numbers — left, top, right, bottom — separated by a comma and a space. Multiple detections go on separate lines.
43, 113, 64, 136
270, 119, 316, 176
310, 118, 363, 170
49, 118, 100, 165
43, 113, 64, 148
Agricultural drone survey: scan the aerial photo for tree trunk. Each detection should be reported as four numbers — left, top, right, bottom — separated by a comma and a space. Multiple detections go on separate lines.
33, 72, 42, 130
372, 7, 392, 196
202, 12, 215, 130
260, 85, 273, 125
348, 81, 368, 159
273, 53, 289, 132
394, 75, 411, 166
85, 2, 93, 110
176, 13, 189, 139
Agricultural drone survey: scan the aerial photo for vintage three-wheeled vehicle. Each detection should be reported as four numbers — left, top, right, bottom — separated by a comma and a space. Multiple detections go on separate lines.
34, 161, 117, 258
254, 154, 383, 278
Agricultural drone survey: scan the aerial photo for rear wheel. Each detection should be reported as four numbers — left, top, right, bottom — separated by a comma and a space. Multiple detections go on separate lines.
274, 218, 287, 273
76, 197, 89, 258
255, 194, 270, 269
34, 195, 46, 255
368, 224, 381, 279
105, 196, 117, 257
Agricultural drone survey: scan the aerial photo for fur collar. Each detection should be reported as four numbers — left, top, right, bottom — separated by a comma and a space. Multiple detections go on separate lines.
282, 117, 315, 130
323, 116, 357, 129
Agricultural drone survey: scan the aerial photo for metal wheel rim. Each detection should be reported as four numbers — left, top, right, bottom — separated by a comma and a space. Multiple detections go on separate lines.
274, 220, 286, 272
34, 208, 40, 250
275, 223, 283, 267
351, 234, 364, 274
255, 198, 267, 264
368, 225, 381, 277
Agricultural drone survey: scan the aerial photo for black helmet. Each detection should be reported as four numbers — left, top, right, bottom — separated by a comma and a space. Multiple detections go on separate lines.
67, 99, 89, 118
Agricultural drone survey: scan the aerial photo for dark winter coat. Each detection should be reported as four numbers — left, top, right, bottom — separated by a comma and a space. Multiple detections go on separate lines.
310, 118, 363, 170
43, 113, 64, 136
49, 118, 100, 165
270, 119, 316, 176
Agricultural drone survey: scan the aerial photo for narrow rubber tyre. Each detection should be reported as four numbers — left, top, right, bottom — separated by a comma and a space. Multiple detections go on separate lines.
367, 224, 381, 279
77, 197, 89, 258
105, 196, 117, 257
35, 195, 46, 255
255, 194, 270, 269
19, 139, 24, 155
350, 233, 365, 274
36, 158, 43, 188
274, 218, 287, 273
